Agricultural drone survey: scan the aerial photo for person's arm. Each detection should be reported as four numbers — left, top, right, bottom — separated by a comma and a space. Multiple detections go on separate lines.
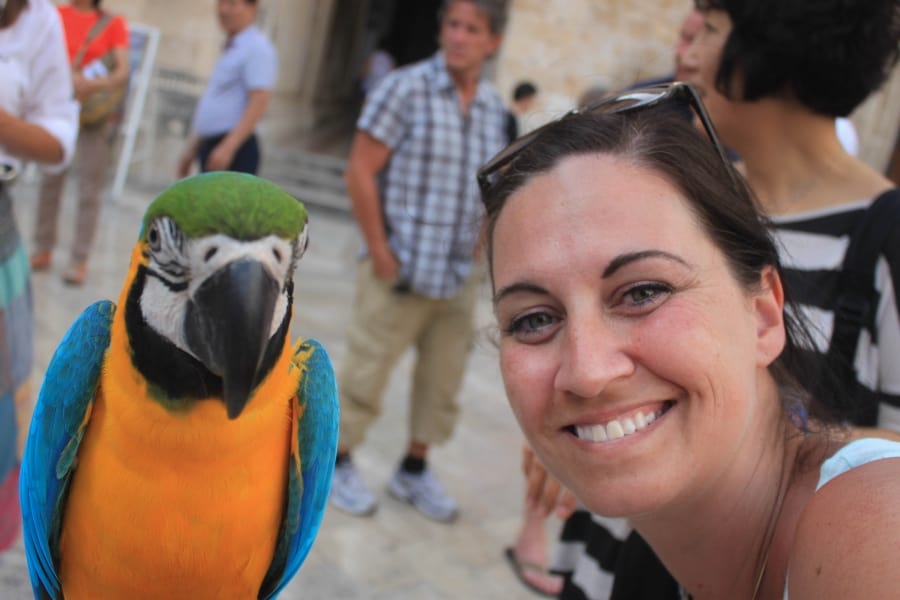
176, 134, 200, 179
521, 443, 577, 519
73, 45, 130, 102
203, 89, 270, 171
1, 8, 78, 169
0, 108, 64, 164
788, 457, 900, 598
343, 130, 397, 281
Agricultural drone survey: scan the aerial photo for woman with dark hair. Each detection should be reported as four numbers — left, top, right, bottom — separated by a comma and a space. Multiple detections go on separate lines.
0, 0, 78, 551
478, 86, 900, 599
30, 0, 129, 286
682, 0, 900, 428
534, 4, 900, 597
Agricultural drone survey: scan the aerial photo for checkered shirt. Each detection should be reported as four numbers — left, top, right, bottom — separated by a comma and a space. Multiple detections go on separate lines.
358, 52, 508, 299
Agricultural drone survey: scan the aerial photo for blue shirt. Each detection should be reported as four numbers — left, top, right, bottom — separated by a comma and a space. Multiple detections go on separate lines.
357, 52, 508, 299
192, 25, 277, 138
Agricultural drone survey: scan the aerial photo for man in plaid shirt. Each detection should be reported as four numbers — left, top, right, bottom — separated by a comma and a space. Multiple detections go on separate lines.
330, 0, 509, 523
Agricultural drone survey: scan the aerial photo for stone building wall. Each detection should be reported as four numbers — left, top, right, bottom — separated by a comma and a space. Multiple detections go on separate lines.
107, 0, 219, 78
495, 0, 690, 120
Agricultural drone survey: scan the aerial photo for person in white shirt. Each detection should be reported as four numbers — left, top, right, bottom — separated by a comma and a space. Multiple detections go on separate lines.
0, 0, 78, 552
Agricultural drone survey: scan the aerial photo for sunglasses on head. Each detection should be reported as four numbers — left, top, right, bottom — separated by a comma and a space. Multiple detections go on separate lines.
477, 82, 736, 198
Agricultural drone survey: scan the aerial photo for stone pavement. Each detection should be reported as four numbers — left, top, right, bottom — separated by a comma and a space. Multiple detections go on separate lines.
0, 175, 558, 599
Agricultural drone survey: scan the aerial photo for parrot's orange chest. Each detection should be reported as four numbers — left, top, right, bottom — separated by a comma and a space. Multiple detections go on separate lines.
57, 320, 299, 600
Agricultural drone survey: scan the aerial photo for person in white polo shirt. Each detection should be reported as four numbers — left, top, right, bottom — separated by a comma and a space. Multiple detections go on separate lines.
177, 0, 276, 177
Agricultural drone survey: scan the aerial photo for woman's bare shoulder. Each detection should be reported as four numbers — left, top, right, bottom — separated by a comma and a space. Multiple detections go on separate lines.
788, 454, 900, 599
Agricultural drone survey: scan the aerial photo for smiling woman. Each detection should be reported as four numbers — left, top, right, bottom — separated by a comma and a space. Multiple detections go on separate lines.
479, 101, 900, 599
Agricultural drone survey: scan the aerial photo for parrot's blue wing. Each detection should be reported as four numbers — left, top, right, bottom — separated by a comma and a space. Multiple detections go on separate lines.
261, 338, 339, 599
19, 301, 115, 600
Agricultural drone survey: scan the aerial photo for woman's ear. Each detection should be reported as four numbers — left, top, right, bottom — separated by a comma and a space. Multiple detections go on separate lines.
755, 265, 786, 367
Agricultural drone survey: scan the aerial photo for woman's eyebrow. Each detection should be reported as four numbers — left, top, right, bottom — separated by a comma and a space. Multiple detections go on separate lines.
493, 250, 691, 305
602, 250, 690, 278
493, 281, 547, 306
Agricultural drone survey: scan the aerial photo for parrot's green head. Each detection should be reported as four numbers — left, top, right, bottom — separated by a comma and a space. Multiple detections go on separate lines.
128, 172, 308, 419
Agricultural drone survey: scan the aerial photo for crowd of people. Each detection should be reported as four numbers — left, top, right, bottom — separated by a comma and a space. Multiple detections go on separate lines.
3, 0, 900, 598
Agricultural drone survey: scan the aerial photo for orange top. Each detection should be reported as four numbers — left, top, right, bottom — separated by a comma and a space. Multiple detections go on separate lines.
57, 5, 129, 66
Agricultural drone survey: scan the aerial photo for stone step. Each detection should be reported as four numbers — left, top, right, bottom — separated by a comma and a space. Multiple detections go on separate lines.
260, 149, 350, 214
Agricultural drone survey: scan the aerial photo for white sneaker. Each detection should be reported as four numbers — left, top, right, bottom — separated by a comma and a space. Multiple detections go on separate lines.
329, 460, 378, 516
387, 467, 459, 523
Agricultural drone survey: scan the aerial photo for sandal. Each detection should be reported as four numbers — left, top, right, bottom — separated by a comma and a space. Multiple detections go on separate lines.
504, 546, 563, 598
30, 251, 52, 271
62, 261, 87, 286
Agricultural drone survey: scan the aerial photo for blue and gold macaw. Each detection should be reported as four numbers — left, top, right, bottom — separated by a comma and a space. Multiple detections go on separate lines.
19, 172, 339, 599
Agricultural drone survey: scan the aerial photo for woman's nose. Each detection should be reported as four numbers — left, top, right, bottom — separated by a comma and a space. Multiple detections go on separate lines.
553, 313, 634, 399
678, 38, 702, 74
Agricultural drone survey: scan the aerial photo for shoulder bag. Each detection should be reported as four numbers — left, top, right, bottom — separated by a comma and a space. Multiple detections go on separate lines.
72, 13, 126, 128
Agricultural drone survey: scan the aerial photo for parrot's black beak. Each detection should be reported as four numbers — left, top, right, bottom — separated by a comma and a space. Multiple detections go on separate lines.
184, 259, 278, 419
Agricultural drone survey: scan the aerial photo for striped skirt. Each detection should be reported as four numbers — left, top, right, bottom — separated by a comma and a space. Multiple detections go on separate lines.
0, 183, 32, 551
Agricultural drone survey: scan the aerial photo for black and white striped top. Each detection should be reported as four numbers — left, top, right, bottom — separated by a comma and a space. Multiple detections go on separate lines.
770, 196, 900, 431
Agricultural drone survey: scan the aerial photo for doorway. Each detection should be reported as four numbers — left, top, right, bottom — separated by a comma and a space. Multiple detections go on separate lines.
306, 0, 442, 156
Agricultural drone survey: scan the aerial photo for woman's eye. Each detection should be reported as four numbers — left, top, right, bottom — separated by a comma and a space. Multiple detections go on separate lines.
622, 283, 672, 307
505, 311, 559, 340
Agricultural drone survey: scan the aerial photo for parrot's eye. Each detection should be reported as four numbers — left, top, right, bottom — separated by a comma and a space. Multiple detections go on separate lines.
147, 223, 161, 251
273, 248, 282, 263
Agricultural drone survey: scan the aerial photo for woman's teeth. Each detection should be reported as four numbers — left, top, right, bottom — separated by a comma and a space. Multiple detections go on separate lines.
574, 408, 663, 442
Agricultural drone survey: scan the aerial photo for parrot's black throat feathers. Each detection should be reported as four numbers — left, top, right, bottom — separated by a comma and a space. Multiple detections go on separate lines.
125, 266, 292, 411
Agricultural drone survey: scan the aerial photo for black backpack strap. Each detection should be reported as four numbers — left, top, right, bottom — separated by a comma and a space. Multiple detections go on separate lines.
827, 188, 900, 423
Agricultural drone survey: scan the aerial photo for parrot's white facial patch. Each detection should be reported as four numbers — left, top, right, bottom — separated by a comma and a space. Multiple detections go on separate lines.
296, 222, 309, 262
188, 234, 294, 295
141, 226, 299, 358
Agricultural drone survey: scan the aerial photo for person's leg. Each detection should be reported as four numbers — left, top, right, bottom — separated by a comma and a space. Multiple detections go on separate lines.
331, 259, 427, 515
507, 443, 564, 597
67, 123, 113, 284
32, 167, 69, 269
506, 503, 564, 597
406, 269, 479, 448
385, 270, 479, 522
337, 259, 429, 452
